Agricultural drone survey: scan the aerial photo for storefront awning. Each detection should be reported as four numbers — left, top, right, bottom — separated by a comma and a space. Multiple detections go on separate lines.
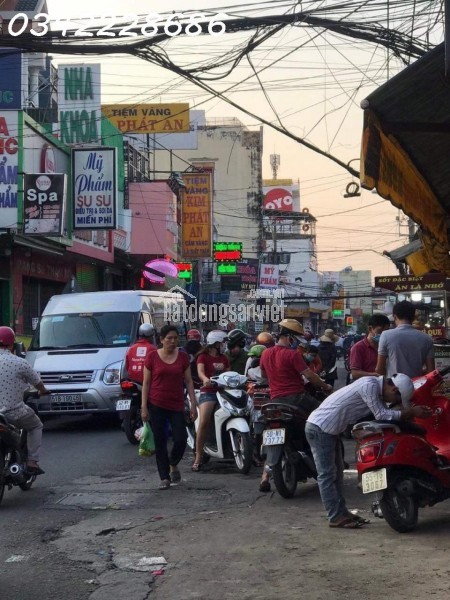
360, 43, 450, 276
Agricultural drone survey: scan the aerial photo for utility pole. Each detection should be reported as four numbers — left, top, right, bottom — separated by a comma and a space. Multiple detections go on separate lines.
446, 0, 450, 77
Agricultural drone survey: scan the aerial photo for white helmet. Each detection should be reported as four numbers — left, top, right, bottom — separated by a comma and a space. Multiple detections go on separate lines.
391, 373, 414, 407
139, 323, 155, 339
206, 330, 227, 345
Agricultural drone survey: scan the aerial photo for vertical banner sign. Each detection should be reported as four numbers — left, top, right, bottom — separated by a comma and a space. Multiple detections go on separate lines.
0, 111, 19, 229
72, 147, 117, 230
0, 50, 23, 109
57, 63, 101, 144
259, 264, 280, 289
181, 172, 212, 258
23, 173, 66, 235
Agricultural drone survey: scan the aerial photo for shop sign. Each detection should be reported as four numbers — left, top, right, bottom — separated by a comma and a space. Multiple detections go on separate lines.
102, 103, 190, 134
143, 259, 178, 285
259, 264, 279, 289
0, 50, 22, 109
57, 64, 101, 145
72, 147, 117, 230
181, 172, 212, 258
23, 173, 66, 236
374, 274, 450, 292
0, 110, 18, 229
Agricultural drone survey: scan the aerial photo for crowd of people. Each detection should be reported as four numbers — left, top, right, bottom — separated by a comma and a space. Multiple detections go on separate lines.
0, 299, 437, 528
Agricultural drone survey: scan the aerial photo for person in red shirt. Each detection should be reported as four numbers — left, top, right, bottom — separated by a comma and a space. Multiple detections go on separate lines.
141, 325, 197, 490
350, 314, 390, 381
124, 323, 157, 384
258, 319, 332, 492
192, 330, 229, 471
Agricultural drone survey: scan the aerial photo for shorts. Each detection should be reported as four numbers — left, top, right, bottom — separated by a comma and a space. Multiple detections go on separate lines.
198, 391, 218, 405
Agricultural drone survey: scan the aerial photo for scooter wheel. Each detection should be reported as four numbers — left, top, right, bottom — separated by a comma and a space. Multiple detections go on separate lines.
379, 479, 419, 533
272, 452, 298, 498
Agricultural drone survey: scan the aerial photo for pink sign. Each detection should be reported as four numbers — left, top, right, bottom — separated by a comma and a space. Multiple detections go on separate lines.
143, 259, 178, 284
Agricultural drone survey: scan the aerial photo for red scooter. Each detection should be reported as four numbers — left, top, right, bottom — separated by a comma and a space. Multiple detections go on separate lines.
353, 366, 450, 532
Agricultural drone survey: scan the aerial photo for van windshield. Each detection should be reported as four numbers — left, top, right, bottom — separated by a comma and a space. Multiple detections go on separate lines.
29, 312, 136, 350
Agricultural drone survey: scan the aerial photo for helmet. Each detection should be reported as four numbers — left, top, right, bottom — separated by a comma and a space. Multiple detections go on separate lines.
206, 330, 227, 345
0, 326, 15, 346
138, 323, 155, 339
256, 332, 274, 347
279, 319, 304, 337
226, 329, 247, 346
390, 373, 414, 406
187, 328, 201, 341
247, 344, 266, 358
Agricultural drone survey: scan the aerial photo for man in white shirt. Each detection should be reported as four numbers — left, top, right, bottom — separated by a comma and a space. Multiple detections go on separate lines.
305, 374, 432, 528
0, 327, 49, 474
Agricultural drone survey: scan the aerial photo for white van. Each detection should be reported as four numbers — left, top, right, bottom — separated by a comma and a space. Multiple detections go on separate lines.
25, 290, 187, 416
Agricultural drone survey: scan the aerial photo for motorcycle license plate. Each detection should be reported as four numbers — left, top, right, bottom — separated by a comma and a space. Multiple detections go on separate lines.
52, 394, 82, 403
263, 428, 285, 445
361, 468, 387, 494
116, 399, 131, 411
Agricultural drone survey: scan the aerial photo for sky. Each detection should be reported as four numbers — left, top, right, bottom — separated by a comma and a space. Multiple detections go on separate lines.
43, 0, 441, 280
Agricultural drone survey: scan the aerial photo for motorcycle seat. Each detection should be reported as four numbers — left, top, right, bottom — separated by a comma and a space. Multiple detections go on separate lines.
352, 419, 427, 438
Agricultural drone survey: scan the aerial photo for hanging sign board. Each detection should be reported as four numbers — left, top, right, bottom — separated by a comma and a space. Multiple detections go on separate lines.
72, 147, 117, 230
23, 173, 66, 236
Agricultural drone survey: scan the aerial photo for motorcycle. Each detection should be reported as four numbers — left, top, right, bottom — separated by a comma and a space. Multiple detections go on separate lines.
247, 380, 271, 462
261, 401, 317, 498
0, 412, 39, 505
116, 380, 143, 445
353, 366, 450, 532
186, 371, 253, 474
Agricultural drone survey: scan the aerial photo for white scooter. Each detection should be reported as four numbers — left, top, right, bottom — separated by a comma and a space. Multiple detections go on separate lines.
186, 371, 253, 474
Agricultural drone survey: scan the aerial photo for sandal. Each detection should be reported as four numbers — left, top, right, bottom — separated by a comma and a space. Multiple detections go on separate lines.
329, 516, 364, 529
259, 480, 271, 493
191, 462, 202, 472
158, 479, 171, 490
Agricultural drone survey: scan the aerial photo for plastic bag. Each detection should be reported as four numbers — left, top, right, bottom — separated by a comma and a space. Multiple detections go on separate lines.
139, 422, 155, 457
134, 426, 144, 441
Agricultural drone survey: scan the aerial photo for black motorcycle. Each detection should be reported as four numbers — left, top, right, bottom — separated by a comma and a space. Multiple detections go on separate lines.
261, 401, 317, 498
0, 413, 38, 505
116, 380, 143, 445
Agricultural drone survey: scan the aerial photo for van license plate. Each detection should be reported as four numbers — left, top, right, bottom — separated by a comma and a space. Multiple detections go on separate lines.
52, 394, 82, 403
262, 428, 285, 445
116, 399, 131, 411
361, 468, 387, 494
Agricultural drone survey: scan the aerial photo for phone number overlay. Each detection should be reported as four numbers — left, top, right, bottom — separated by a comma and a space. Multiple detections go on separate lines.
8, 13, 228, 38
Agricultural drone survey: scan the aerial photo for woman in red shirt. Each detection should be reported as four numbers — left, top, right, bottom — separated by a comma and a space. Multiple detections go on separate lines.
141, 325, 197, 490
192, 330, 229, 471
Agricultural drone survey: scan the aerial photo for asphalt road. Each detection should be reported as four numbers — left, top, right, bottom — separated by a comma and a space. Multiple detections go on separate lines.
2, 361, 449, 600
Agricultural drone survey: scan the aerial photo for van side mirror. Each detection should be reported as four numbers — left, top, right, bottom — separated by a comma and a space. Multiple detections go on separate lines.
14, 341, 26, 358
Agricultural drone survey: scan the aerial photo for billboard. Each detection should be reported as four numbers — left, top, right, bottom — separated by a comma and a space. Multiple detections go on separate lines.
124, 109, 204, 151
102, 103, 190, 134
57, 63, 101, 145
72, 148, 117, 230
23, 173, 66, 236
181, 172, 212, 259
0, 111, 19, 229
0, 50, 23, 109
263, 179, 300, 212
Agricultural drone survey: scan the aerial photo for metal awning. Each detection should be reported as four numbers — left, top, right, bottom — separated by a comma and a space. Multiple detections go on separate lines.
360, 43, 450, 275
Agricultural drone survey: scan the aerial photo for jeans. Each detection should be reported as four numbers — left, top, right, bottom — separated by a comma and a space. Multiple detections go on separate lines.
6, 406, 43, 462
149, 404, 187, 481
304, 422, 346, 522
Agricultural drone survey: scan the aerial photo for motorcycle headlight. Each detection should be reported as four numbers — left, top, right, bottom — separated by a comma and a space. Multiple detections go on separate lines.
103, 361, 122, 385
224, 375, 241, 388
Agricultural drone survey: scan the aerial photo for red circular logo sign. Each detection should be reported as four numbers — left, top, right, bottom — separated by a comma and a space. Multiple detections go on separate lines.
263, 187, 293, 211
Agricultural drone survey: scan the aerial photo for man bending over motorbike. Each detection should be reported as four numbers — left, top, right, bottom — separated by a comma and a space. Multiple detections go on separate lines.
258, 319, 332, 492
305, 373, 432, 529
0, 327, 50, 474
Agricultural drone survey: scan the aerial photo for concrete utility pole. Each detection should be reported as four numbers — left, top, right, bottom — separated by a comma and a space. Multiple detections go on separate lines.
446, 0, 450, 77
